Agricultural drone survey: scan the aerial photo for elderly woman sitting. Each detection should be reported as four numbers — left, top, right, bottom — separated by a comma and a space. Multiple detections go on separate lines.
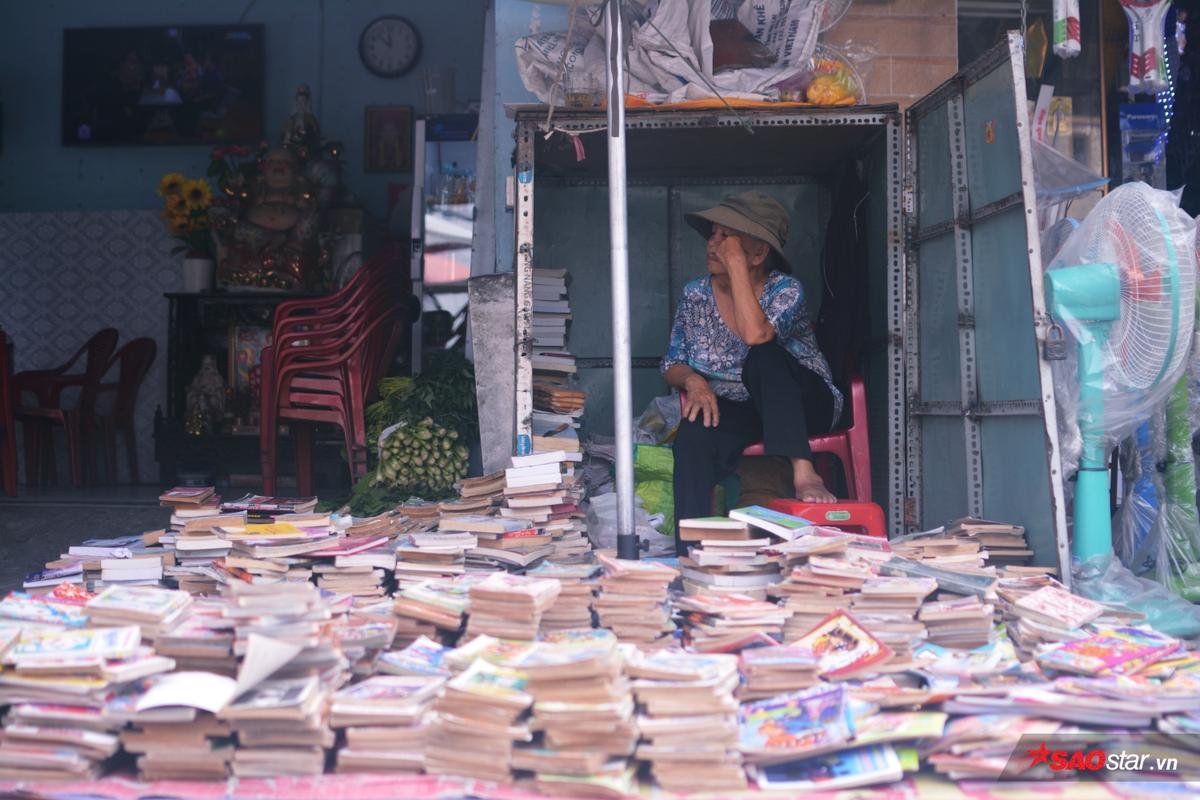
662, 191, 843, 554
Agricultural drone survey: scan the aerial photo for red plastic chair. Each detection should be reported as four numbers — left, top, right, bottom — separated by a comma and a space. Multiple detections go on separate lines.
92, 338, 157, 484
260, 306, 401, 496
0, 329, 17, 496
271, 246, 403, 340
13, 328, 119, 487
766, 498, 887, 539
679, 373, 873, 502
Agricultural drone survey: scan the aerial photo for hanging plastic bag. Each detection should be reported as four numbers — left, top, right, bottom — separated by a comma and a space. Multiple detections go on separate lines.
1113, 418, 1163, 576
1053, 0, 1082, 59
634, 394, 682, 445
1119, 0, 1173, 95
774, 43, 866, 105
634, 443, 676, 535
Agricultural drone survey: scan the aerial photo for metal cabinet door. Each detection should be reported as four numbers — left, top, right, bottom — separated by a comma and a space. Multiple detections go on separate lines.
904, 33, 1070, 576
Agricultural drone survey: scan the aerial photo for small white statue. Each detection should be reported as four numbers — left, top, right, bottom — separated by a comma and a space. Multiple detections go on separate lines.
186, 354, 227, 420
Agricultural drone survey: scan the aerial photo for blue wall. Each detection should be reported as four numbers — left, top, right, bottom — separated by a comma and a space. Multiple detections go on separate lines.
0, 0, 486, 219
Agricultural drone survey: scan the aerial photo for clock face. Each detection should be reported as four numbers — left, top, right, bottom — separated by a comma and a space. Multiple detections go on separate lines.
359, 16, 421, 78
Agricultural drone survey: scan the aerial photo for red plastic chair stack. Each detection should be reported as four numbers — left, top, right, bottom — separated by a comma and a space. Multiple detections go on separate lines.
678, 373, 873, 503
13, 328, 119, 487
260, 252, 405, 496
92, 338, 157, 484
0, 329, 17, 496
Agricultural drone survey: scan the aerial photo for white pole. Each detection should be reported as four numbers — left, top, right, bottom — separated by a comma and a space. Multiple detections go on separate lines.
605, 0, 638, 559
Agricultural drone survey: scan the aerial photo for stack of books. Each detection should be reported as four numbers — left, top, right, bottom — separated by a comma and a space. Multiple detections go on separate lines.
152, 600, 236, 674
117, 703, 234, 781
165, 511, 243, 588
946, 517, 1034, 566
526, 560, 600, 632
446, 471, 506, 513
331, 611, 399, 677
511, 630, 637, 782
594, 553, 678, 647
465, 573, 561, 639
531, 409, 582, 456
0, 625, 146, 780
159, 485, 219, 513
85, 584, 193, 640
530, 267, 586, 444
850, 576, 938, 664
222, 675, 331, 777
674, 593, 791, 652
531, 268, 571, 349
918, 594, 996, 650
1003, 581, 1103, 656
219, 494, 319, 518
308, 534, 398, 602
441, 514, 552, 575
792, 610, 894, 680
738, 644, 820, 699
628, 651, 746, 793
394, 530, 474, 586
425, 658, 533, 782
330, 674, 445, 773
391, 576, 475, 642
676, 517, 753, 547
679, 534, 780, 599
927, 714, 1064, 780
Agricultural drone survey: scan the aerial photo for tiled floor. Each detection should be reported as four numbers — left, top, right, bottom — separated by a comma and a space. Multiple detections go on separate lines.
0, 486, 168, 594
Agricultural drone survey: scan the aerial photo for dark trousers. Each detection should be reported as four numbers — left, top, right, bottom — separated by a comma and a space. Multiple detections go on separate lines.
672, 342, 835, 554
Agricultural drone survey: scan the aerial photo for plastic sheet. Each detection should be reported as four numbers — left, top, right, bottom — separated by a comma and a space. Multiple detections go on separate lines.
774, 43, 868, 105
634, 394, 682, 445
585, 491, 666, 551
1073, 553, 1200, 639
1113, 418, 1163, 576
515, 0, 822, 106
1150, 368, 1200, 600
1045, 182, 1197, 477
634, 443, 676, 535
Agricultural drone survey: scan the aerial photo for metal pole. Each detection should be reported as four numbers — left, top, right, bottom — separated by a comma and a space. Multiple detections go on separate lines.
606, 0, 638, 560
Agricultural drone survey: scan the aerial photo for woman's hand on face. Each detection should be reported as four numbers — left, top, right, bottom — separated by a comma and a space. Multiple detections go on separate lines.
683, 374, 720, 428
714, 235, 749, 274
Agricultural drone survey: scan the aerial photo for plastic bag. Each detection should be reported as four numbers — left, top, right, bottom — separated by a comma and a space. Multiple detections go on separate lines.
585, 491, 665, 551
1118, 0, 1173, 95
774, 43, 866, 105
515, 0, 822, 106
634, 394, 682, 445
1073, 553, 1200, 639
634, 443, 676, 535
1113, 418, 1163, 576
1045, 182, 1197, 478
1149, 368, 1200, 599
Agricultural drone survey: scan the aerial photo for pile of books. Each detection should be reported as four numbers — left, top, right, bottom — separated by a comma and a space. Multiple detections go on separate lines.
526, 560, 600, 633
445, 471, 506, 514
159, 485, 219, 513
395, 528, 474, 586
391, 577, 475, 643
0, 628, 130, 779
530, 268, 586, 439
1001, 580, 1105, 657
445, 515, 552, 574
85, 584, 193, 641
224, 675, 331, 777
465, 573, 561, 640
674, 593, 791, 652
511, 630, 637, 789
678, 528, 780, 599
850, 576, 938, 663
425, 658, 533, 782
330, 674, 445, 773
117, 703, 234, 781
594, 553, 678, 648
737, 644, 820, 699
628, 651, 746, 793
918, 593, 996, 650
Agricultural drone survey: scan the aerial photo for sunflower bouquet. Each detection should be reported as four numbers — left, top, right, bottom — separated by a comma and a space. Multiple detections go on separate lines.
157, 172, 215, 257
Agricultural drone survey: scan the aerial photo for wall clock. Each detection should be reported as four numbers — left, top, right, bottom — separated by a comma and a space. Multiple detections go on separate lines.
359, 15, 421, 78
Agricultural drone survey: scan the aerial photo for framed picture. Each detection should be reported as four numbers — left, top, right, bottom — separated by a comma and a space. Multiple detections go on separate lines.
228, 325, 270, 399
62, 25, 265, 146
364, 105, 413, 172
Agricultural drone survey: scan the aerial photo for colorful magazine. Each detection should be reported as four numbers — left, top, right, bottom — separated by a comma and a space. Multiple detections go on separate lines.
1013, 585, 1104, 629
0, 593, 89, 627
738, 684, 854, 758
86, 585, 191, 620
8, 625, 141, 664
793, 610, 894, 677
377, 636, 450, 677
332, 674, 444, 706
740, 645, 819, 671
446, 658, 532, 707
1036, 626, 1182, 676
755, 744, 902, 790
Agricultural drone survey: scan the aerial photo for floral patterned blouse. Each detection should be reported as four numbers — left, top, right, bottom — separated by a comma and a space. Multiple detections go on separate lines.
661, 272, 843, 426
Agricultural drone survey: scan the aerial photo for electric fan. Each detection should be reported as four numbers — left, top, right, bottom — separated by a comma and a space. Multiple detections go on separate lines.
819, 0, 853, 32
1045, 182, 1197, 562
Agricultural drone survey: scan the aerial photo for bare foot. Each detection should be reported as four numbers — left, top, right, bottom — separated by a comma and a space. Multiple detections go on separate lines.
795, 477, 836, 503
792, 458, 836, 503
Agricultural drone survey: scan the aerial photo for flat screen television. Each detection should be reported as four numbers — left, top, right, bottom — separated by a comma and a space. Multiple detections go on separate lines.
62, 25, 265, 146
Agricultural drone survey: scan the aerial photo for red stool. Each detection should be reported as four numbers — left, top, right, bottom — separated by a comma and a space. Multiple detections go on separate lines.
768, 498, 887, 539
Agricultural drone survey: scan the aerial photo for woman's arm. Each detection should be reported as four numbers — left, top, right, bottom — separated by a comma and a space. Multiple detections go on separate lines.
717, 238, 775, 345
666, 364, 720, 428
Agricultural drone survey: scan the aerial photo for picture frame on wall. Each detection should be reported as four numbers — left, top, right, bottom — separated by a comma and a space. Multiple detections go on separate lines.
228, 325, 270, 400
363, 105, 413, 172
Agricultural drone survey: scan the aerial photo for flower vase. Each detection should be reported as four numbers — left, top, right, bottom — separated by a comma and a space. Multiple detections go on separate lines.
182, 256, 215, 293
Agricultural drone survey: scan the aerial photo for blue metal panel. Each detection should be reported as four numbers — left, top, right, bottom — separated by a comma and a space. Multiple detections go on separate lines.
534, 185, 671, 358
979, 417, 1059, 568
916, 105, 952, 228
971, 209, 1041, 402
921, 417, 968, 528
917, 233, 960, 402
963, 64, 1022, 211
